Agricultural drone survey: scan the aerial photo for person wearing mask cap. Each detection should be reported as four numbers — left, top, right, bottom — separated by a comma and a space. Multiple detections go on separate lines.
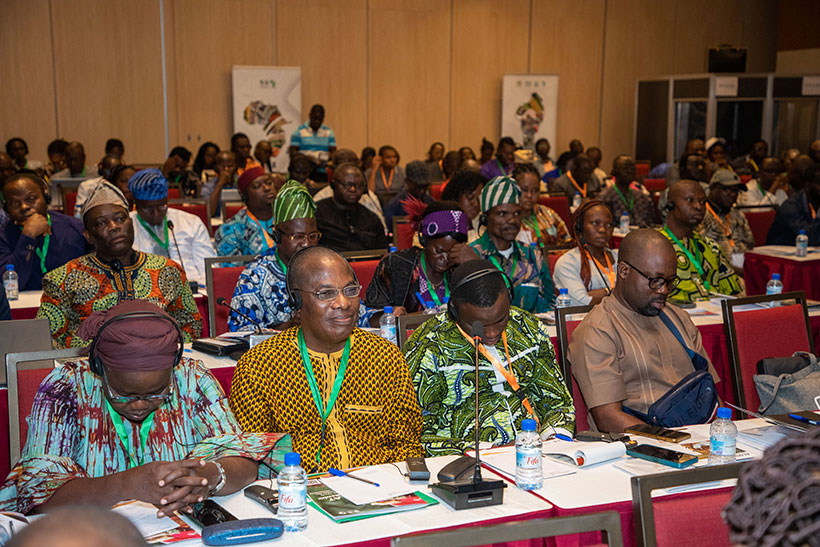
698, 168, 754, 270
36, 183, 202, 348
469, 176, 555, 312
128, 169, 215, 287
214, 166, 278, 259
382, 160, 433, 229
0, 300, 286, 515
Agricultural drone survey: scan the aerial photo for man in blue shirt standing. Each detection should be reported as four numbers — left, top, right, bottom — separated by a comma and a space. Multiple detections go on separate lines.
289, 104, 337, 182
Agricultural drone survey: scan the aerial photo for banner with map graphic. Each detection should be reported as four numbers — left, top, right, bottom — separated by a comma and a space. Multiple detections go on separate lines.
501, 74, 558, 150
232, 66, 302, 172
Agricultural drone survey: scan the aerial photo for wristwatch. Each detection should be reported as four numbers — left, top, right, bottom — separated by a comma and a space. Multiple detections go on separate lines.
208, 460, 226, 495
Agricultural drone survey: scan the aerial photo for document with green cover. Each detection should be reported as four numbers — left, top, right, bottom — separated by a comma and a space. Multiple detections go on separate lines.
306, 479, 438, 523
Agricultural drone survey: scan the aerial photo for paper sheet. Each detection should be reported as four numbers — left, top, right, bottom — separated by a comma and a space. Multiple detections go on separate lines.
320, 467, 416, 505
112, 500, 179, 538
479, 445, 576, 481
542, 439, 626, 467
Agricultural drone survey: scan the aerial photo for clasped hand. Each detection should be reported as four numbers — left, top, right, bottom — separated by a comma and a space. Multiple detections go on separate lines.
129, 459, 214, 517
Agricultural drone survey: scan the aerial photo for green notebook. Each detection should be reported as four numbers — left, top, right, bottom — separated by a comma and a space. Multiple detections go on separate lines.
306, 479, 438, 523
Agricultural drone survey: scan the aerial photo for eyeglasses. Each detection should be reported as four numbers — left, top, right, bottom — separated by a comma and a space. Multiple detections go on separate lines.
338, 181, 366, 191
293, 284, 362, 301
621, 260, 680, 291
276, 229, 322, 243
103, 368, 174, 405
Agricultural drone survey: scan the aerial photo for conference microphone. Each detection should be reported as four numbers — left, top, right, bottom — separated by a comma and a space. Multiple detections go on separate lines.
216, 297, 263, 334
167, 220, 198, 293
470, 321, 484, 483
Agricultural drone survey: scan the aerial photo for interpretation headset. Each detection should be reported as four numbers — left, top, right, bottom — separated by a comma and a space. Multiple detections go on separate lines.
664, 200, 675, 211
447, 267, 514, 323
571, 199, 612, 243
285, 246, 359, 311
1, 173, 51, 211
87, 311, 185, 376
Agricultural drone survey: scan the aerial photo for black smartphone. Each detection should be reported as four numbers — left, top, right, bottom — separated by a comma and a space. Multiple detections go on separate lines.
244, 485, 279, 513
627, 444, 698, 469
188, 499, 238, 528
624, 423, 691, 443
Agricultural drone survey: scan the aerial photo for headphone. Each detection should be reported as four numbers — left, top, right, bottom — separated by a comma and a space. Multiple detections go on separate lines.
664, 200, 675, 211
272, 228, 282, 245
447, 267, 514, 323
88, 311, 185, 376
285, 246, 358, 311
1, 174, 51, 211
478, 213, 488, 226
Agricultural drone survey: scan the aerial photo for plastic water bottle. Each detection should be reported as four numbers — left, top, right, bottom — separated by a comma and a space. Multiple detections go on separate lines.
388, 245, 398, 254
3, 264, 19, 301
556, 288, 572, 308
572, 192, 582, 209
515, 418, 543, 490
620, 212, 630, 234
708, 407, 738, 465
380, 306, 397, 344
766, 273, 783, 296
277, 452, 308, 532
796, 229, 809, 257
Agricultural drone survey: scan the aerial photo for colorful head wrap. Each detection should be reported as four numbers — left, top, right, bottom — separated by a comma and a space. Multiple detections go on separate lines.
238, 166, 266, 194
77, 299, 180, 372
128, 168, 168, 201
81, 181, 129, 220
273, 179, 316, 224
421, 210, 469, 238
480, 176, 520, 212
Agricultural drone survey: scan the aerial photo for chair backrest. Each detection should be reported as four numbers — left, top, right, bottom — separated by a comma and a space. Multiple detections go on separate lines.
392, 511, 623, 547
631, 462, 743, 547
168, 199, 212, 236
342, 249, 388, 299
538, 195, 571, 226
204, 255, 256, 337
223, 202, 244, 222
642, 178, 666, 193
635, 161, 650, 179
547, 250, 565, 274
430, 183, 445, 200
397, 313, 434, 352
0, 318, 52, 384
721, 291, 813, 412
555, 304, 593, 432
743, 210, 777, 248
167, 187, 181, 199
61, 189, 78, 217
6, 348, 85, 466
392, 216, 415, 250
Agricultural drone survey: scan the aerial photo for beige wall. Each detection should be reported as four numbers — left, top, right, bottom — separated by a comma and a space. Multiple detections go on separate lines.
1, 0, 779, 169
777, 49, 820, 75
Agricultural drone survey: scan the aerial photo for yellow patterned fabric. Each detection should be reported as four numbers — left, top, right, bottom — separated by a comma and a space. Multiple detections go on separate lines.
229, 327, 422, 473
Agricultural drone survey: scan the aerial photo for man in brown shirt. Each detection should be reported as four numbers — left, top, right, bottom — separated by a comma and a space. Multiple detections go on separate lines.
568, 229, 720, 432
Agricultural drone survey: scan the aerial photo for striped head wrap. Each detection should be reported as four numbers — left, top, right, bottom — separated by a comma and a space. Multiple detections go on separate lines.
480, 176, 520, 212
273, 179, 316, 224
128, 168, 168, 201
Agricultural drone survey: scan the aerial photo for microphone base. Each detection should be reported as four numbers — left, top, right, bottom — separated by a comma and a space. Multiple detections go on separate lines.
430, 478, 506, 511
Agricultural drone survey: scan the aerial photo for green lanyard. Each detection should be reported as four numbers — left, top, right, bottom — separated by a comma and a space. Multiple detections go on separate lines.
105, 400, 155, 469
663, 227, 711, 291
275, 252, 287, 275
297, 329, 351, 464
137, 215, 169, 251
524, 213, 543, 246
33, 214, 51, 274
489, 249, 518, 278
613, 185, 634, 212
420, 253, 449, 307
495, 159, 509, 175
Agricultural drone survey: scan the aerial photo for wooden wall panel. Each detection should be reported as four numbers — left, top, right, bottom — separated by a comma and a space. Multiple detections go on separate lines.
529, 0, 605, 160
50, 0, 166, 164
450, 0, 531, 152
0, 0, 57, 164
367, 0, 451, 163
276, 0, 368, 157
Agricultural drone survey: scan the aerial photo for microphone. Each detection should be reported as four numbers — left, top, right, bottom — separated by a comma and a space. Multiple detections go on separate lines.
167, 219, 198, 293
470, 321, 484, 483
584, 243, 612, 294
217, 297, 262, 334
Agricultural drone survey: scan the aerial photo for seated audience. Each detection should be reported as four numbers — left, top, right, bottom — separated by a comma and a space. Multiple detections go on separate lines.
289, 104, 336, 182
128, 169, 216, 286
439, 150, 461, 188
104, 137, 124, 160
5, 507, 146, 547
383, 160, 433, 229
514, 164, 570, 246
230, 246, 422, 472
6, 138, 42, 172
556, 139, 584, 173
732, 138, 768, 176
533, 138, 556, 179
107, 164, 136, 210
469, 176, 555, 312
480, 136, 515, 179
162, 146, 200, 198
812, 139, 820, 164
254, 139, 273, 172
52, 141, 98, 179
657, 151, 712, 216
45, 138, 68, 177
201, 150, 238, 218
73, 154, 123, 217
705, 138, 730, 172
193, 141, 220, 182
698, 169, 754, 270
314, 149, 387, 231
366, 145, 406, 196
569, 229, 720, 433
366, 201, 474, 314
738, 156, 789, 208
316, 164, 390, 252
554, 200, 618, 306
360, 146, 376, 173
661, 180, 742, 302
552, 154, 601, 199
36, 183, 202, 347
214, 166, 277, 259
231, 132, 261, 176
425, 141, 446, 182
0, 153, 15, 183
459, 146, 476, 162
441, 169, 486, 242
0, 173, 89, 290
586, 146, 608, 187
766, 163, 820, 246
404, 259, 574, 456
599, 155, 656, 227
665, 138, 705, 187
0, 300, 282, 515
780, 146, 800, 170
479, 138, 494, 164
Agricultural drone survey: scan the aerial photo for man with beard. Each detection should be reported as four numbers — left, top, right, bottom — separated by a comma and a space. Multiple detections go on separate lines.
569, 229, 720, 433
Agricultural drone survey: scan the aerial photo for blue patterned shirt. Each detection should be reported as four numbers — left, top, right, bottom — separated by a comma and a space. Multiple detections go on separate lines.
214, 208, 274, 261
290, 122, 336, 174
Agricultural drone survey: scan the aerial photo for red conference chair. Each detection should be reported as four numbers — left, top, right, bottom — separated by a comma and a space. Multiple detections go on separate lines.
642, 178, 666, 193
341, 249, 388, 299
739, 175, 752, 184
62, 190, 78, 217
547, 250, 565, 275
430, 183, 445, 200
635, 161, 650, 179
167, 188, 181, 199
392, 216, 416, 250
204, 255, 256, 337
722, 291, 813, 412
555, 304, 593, 432
168, 199, 212, 236
744, 209, 776, 248
223, 202, 243, 222
539, 194, 571, 226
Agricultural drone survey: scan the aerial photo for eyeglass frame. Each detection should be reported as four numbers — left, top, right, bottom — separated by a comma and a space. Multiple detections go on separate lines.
102, 367, 175, 405
620, 259, 680, 291
292, 284, 362, 302
275, 228, 322, 242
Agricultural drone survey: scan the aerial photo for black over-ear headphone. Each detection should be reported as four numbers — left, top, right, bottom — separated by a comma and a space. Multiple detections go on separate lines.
88, 311, 185, 376
285, 246, 359, 312
447, 267, 514, 323
664, 200, 675, 211
272, 228, 282, 245
1, 174, 51, 211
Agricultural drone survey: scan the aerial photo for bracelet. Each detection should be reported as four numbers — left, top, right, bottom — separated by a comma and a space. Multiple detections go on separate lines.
208, 460, 226, 495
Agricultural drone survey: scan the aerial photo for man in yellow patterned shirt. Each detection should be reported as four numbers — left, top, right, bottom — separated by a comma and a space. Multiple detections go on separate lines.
229, 246, 422, 472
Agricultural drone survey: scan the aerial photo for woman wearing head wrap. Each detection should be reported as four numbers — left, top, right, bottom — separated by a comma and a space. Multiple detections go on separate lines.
0, 300, 287, 515
365, 199, 474, 315
214, 166, 278, 259
513, 163, 571, 247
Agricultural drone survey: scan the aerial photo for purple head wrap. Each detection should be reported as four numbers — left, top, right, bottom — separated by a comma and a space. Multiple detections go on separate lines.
420, 209, 469, 239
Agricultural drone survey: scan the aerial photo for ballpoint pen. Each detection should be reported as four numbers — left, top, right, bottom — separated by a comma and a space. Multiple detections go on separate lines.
788, 413, 820, 426
328, 468, 380, 487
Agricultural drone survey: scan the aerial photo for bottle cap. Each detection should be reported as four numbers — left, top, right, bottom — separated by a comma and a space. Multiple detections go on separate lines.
389, 246, 397, 253
5, 264, 13, 271
521, 418, 537, 431
716, 407, 731, 420
559, 288, 568, 294
425, 300, 435, 309
284, 452, 301, 466
384, 306, 394, 314
772, 273, 781, 280
799, 229, 807, 235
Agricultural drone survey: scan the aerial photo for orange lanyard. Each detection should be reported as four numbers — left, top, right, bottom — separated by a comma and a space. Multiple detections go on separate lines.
380, 167, 394, 191
705, 203, 734, 248
246, 209, 275, 249
456, 326, 540, 427
587, 250, 616, 287
567, 172, 587, 198
811, 203, 816, 220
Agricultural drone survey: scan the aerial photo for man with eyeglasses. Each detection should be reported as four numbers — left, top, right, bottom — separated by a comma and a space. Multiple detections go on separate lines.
230, 246, 422, 472
569, 229, 720, 433
128, 169, 215, 286
1, 300, 286, 515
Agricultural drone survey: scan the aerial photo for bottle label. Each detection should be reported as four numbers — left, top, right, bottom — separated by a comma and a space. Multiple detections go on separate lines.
710, 437, 736, 456
380, 325, 396, 341
278, 485, 306, 510
516, 447, 541, 469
